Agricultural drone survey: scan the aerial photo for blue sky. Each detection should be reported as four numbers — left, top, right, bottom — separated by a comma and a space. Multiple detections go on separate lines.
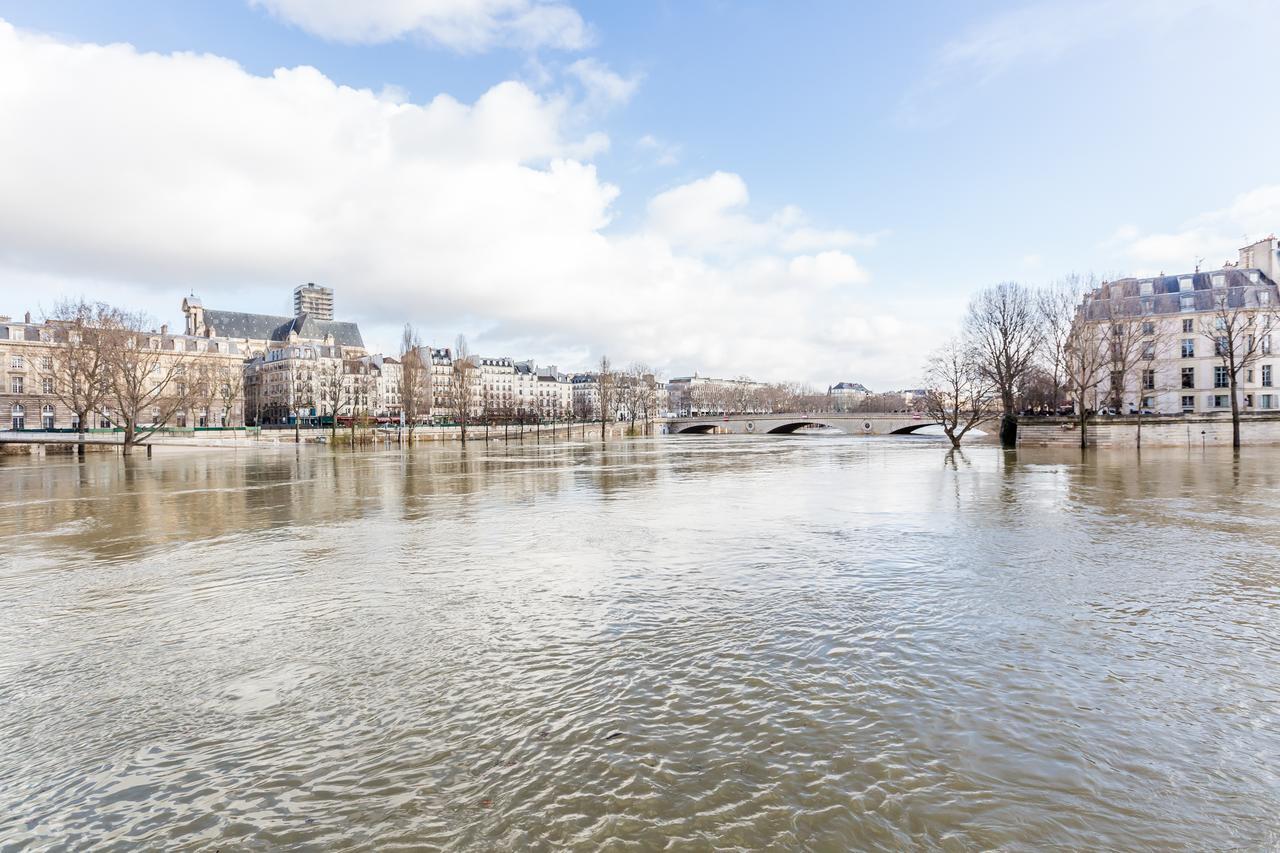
2, 0, 1278, 387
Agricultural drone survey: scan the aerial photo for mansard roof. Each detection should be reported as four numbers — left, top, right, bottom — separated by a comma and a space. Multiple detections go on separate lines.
1082, 268, 1280, 321
202, 308, 364, 348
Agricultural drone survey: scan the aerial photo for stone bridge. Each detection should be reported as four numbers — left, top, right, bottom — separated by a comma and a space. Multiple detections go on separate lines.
663, 412, 995, 436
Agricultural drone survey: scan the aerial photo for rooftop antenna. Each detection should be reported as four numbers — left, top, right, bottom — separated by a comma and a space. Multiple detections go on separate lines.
1195, 257, 1203, 273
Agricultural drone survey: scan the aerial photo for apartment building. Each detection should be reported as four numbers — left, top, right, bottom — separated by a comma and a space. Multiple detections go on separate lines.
1078, 237, 1280, 414
1, 311, 247, 430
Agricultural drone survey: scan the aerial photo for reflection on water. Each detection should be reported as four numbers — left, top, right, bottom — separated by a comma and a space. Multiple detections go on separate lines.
1, 436, 1278, 850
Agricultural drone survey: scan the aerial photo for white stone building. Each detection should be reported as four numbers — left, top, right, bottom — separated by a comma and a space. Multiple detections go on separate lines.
1077, 237, 1280, 415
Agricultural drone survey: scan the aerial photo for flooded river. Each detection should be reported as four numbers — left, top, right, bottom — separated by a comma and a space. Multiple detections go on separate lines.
1, 435, 1278, 850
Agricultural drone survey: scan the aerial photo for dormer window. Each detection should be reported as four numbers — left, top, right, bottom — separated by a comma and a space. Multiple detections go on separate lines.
1249, 271, 1261, 283
1212, 274, 1226, 288
1179, 277, 1194, 292
1139, 280, 1153, 296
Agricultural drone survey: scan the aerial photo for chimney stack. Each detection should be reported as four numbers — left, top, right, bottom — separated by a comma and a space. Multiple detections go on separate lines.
160, 323, 168, 335
24, 311, 31, 324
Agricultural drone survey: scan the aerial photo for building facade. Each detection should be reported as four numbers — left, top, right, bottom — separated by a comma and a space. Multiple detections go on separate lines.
1077, 237, 1280, 415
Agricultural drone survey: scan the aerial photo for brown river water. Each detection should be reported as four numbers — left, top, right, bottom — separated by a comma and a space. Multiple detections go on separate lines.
1, 435, 1278, 850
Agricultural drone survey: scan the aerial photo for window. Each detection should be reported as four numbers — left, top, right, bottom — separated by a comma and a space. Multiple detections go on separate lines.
1183, 319, 1194, 333
1181, 395, 1195, 412
10, 377, 22, 394
1140, 280, 1154, 296
42, 378, 53, 394
1142, 321, 1155, 335
1263, 395, 1275, 410
1212, 394, 1230, 409
9, 355, 23, 369
40, 356, 52, 370
1246, 394, 1255, 408
1142, 343, 1155, 359
1141, 396, 1154, 409
1216, 337, 1229, 356
10, 403, 24, 430
1212, 273, 1226, 288
1262, 292, 1273, 307
1214, 366, 1229, 388
1215, 317, 1227, 330
1182, 367, 1195, 388
1142, 369, 1155, 390
1182, 339, 1195, 358
1179, 277, 1194, 292
1265, 365, 1273, 387
1180, 295, 1195, 312
1247, 369, 1255, 383
41, 405, 54, 430
1263, 335, 1272, 355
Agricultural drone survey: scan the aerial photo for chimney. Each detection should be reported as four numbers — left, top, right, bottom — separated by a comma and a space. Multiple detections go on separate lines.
160, 323, 168, 335
24, 311, 31, 324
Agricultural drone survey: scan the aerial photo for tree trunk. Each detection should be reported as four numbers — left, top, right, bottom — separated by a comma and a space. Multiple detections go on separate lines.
999, 412, 1018, 447
1078, 408, 1088, 450
76, 417, 87, 459
122, 421, 136, 456
1229, 375, 1242, 449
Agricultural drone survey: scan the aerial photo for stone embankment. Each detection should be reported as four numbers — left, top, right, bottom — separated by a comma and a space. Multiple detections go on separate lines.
1017, 414, 1280, 449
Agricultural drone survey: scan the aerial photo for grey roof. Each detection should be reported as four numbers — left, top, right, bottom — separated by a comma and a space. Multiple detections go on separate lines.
832, 382, 869, 392
1083, 268, 1279, 320
202, 308, 363, 348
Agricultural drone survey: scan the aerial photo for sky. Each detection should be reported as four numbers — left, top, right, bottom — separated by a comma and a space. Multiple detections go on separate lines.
2, 0, 1280, 389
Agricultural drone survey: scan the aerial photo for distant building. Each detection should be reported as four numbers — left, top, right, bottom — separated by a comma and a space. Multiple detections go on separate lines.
183, 287, 364, 360
293, 283, 334, 321
830, 381, 870, 411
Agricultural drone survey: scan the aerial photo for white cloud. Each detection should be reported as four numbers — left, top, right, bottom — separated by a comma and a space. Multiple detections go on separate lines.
1111, 185, 1280, 275
564, 58, 640, 111
248, 0, 591, 52
0, 20, 926, 388
635, 133, 679, 168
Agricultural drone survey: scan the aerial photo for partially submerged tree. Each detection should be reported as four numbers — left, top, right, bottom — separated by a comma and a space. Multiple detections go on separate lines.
399, 324, 427, 443
922, 339, 994, 448
449, 335, 476, 444
597, 355, 613, 440
44, 299, 114, 452
101, 311, 196, 455
966, 281, 1041, 446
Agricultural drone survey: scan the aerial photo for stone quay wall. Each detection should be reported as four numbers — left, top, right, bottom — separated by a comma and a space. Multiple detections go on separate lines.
1017, 414, 1280, 449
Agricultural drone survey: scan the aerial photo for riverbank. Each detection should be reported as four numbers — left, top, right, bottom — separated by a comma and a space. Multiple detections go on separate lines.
1017, 412, 1280, 448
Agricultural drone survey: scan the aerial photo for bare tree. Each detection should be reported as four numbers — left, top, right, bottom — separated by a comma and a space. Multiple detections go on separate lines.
1063, 317, 1111, 449
217, 362, 244, 427
399, 324, 428, 444
922, 339, 995, 448
43, 299, 113, 453
1037, 275, 1089, 413
966, 282, 1041, 446
102, 312, 195, 455
315, 357, 350, 439
598, 355, 613, 440
1199, 287, 1280, 448
450, 335, 476, 444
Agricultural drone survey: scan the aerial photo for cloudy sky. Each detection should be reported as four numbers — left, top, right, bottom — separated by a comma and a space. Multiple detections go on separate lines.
2, 0, 1279, 388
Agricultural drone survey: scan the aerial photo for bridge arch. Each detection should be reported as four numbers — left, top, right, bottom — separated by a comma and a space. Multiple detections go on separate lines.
675, 423, 718, 434
888, 422, 944, 435
765, 420, 847, 435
